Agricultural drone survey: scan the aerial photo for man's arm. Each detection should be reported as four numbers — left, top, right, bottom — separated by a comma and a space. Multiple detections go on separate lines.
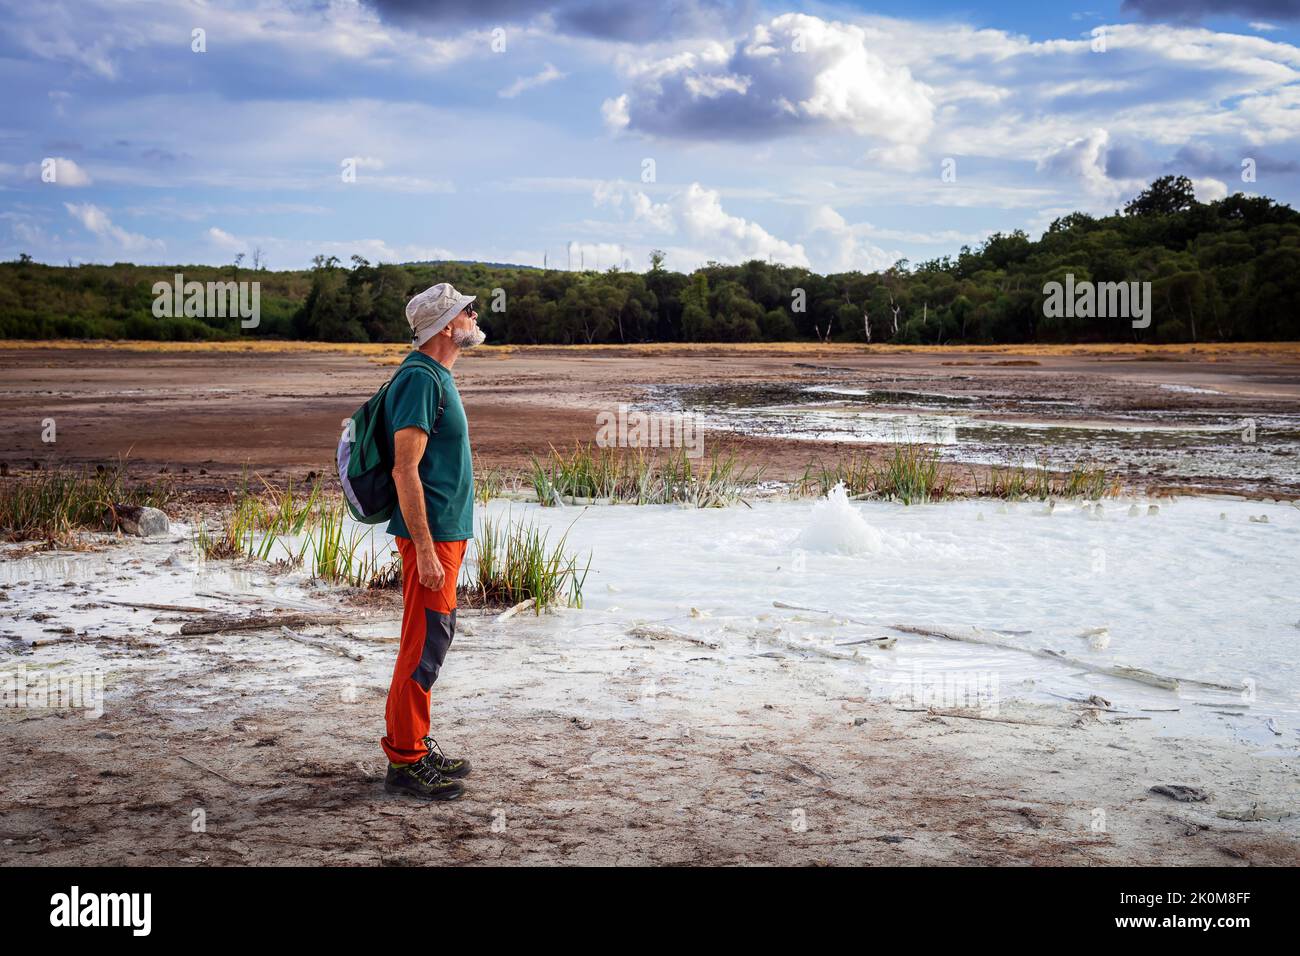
392, 426, 444, 590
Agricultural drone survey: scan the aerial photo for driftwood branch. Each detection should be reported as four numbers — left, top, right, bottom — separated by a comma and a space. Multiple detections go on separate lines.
889, 623, 1181, 690
178, 753, 239, 785
774, 602, 1244, 694
106, 600, 211, 614
495, 598, 535, 623
180, 612, 347, 635
628, 624, 720, 650
888, 624, 1245, 694
277, 626, 363, 662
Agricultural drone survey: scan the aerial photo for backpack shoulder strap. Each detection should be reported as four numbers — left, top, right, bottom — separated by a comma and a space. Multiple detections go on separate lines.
390, 362, 446, 435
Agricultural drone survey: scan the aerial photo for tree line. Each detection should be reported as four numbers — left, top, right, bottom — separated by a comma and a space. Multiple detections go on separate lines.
2, 177, 1297, 344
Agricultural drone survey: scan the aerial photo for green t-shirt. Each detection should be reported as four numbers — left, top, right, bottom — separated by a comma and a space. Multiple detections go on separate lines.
383, 351, 474, 541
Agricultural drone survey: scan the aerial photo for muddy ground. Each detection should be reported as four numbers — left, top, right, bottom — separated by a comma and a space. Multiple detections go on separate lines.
4, 569, 1297, 867
3, 342, 1300, 495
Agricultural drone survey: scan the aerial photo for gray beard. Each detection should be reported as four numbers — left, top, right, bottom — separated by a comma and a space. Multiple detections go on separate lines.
453, 326, 486, 349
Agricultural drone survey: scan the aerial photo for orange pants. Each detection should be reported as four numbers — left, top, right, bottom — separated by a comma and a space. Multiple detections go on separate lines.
381, 536, 468, 765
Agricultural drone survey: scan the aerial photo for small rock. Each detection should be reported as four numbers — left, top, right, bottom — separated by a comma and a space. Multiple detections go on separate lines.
119, 506, 170, 537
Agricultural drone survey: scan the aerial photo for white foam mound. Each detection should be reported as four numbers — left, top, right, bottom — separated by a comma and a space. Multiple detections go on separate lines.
796, 482, 883, 555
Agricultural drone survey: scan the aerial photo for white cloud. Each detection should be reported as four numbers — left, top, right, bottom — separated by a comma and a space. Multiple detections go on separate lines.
677, 182, 809, 266
593, 180, 809, 268
1036, 129, 1129, 198
8, 0, 483, 81
499, 63, 565, 98
601, 93, 630, 132
803, 205, 900, 273
565, 240, 629, 270
206, 227, 245, 252
608, 13, 934, 155
22, 157, 91, 187
64, 202, 164, 255
1192, 176, 1229, 202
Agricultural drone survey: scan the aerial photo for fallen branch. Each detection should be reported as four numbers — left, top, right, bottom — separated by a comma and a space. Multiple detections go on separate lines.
628, 624, 720, 650
180, 611, 347, 635
28, 635, 79, 648
773, 601, 895, 649
277, 626, 363, 662
495, 598, 534, 623
105, 600, 211, 614
332, 630, 400, 645
777, 601, 1244, 693
834, 636, 896, 648
178, 753, 239, 785
1047, 691, 1118, 711
895, 707, 1053, 727
889, 623, 1243, 693
774, 600, 876, 629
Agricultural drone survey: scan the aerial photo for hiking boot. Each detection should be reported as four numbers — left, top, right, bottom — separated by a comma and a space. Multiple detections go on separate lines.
422, 735, 471, 779
384, 756, 464, 801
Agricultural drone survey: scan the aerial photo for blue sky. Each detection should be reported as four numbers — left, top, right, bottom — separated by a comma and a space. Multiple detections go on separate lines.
2, 0, 1298, 274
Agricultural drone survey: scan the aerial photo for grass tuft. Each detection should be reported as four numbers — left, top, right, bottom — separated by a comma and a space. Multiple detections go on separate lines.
798, 443, 953, 504
468, 512, 590, 612
971, 459, 1116, 501
0, 462, 173, 543
530, 443, 760, 508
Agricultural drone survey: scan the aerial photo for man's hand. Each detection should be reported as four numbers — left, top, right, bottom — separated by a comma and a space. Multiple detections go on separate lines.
416, 543, 445, 591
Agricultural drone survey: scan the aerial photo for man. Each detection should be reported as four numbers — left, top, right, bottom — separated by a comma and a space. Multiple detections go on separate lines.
381, 282, 486, 801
